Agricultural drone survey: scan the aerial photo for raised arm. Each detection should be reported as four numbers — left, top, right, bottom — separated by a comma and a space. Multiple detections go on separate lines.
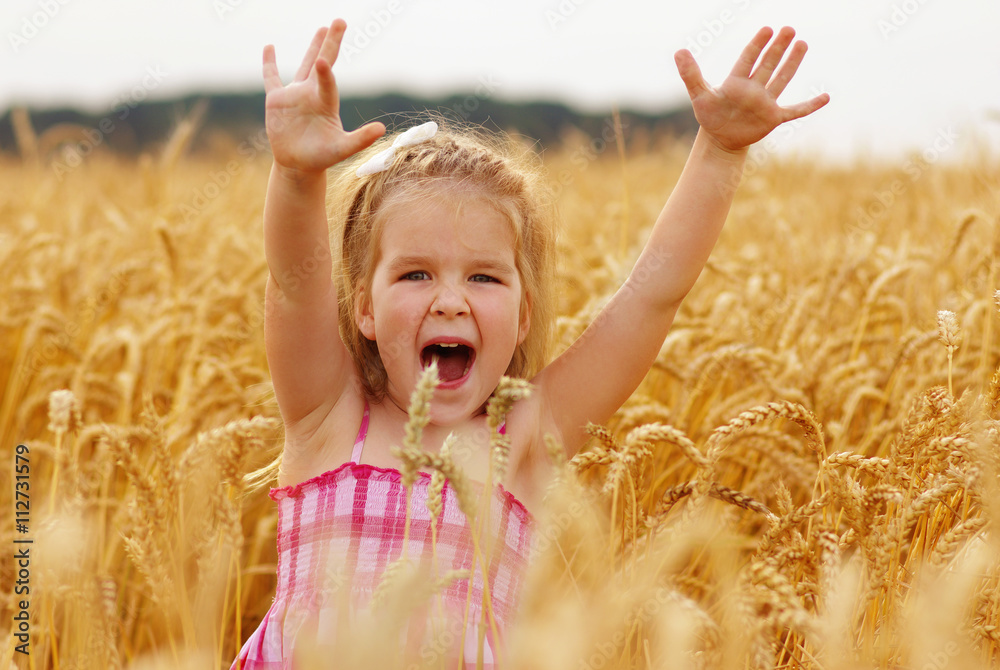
261, 19, 384, 426
533, 27, 829, 451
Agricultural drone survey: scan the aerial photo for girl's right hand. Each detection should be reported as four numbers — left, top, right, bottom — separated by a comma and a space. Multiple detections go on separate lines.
262, 19, 385, 174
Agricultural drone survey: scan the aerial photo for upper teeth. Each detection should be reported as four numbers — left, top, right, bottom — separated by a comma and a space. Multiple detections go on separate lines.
437, 343, 460, 347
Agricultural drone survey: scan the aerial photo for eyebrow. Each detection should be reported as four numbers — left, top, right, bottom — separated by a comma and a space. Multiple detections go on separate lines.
385, 255, 432, 273
386, 255, 516, 276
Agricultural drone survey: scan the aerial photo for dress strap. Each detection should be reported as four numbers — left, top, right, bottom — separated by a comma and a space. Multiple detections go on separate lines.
351, 400, 370, 464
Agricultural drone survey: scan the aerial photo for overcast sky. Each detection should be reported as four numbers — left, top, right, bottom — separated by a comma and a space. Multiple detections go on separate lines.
3, 0, 999, 160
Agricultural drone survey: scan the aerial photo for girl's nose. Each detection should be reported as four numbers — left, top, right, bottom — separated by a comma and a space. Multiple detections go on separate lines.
431, 285, 469, 317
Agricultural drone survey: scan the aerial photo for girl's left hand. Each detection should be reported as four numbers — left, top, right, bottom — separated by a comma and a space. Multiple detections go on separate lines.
674, 26, 830, 153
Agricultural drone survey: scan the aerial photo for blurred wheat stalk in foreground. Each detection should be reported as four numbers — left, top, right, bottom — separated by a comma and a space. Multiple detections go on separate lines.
1, 116, 999, 668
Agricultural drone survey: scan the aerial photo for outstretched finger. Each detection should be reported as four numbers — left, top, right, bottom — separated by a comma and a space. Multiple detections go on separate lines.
674, 49, 710, 101
294, 26, 328, 82
750, 26, 796, 84
317, 19, 348, 71
780, 92, 830, 122
314, 57, 338, 109
263, 45, 282, 94
729, 26, 774, 79
767, 41, 808, 98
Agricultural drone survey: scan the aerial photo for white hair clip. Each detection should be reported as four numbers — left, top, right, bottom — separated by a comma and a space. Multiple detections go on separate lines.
355, 121, 439, 177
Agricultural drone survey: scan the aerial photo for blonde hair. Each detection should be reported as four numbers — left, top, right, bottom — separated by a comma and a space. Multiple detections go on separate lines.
328, 120, 556, 401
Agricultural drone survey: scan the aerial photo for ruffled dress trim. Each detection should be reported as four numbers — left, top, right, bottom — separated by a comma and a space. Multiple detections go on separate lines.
269, 461, 533, 525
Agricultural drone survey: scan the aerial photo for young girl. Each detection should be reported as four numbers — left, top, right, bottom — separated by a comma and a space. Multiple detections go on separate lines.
233, 18, 828, 669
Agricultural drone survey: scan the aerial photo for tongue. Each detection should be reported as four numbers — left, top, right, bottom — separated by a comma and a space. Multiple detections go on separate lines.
436, 348, 468, 382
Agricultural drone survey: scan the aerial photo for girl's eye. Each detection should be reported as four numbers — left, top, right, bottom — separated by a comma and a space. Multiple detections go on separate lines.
470, 274, 499, 283
401, 271, 429, 281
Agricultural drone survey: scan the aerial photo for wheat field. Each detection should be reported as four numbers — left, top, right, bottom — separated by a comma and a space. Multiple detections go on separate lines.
2, 114, 1000, 669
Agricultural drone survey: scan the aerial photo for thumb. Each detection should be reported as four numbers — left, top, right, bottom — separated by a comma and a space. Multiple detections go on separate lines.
343, 122, 386, 156
674, 49, 709, 101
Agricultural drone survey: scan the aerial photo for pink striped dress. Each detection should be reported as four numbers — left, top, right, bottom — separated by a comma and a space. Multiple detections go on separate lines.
232, 403, 534, 669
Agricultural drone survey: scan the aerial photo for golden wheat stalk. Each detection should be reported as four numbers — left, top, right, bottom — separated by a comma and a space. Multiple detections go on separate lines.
11, 106, 39, 166
707, 401, 826, 463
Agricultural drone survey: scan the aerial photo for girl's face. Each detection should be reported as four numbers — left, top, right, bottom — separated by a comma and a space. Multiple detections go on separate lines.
357, 187, 530, 425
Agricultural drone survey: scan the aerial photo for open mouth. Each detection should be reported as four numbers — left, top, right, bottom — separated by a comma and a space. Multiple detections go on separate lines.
421, 343, 474, 383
